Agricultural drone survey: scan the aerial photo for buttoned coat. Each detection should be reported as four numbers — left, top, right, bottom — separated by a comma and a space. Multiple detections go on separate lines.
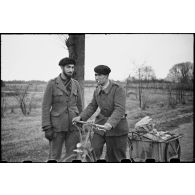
42, 75, 83, 132
80, 81, 129, 136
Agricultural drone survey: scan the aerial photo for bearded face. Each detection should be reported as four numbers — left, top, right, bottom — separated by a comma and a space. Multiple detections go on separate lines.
61, 64, 75, 79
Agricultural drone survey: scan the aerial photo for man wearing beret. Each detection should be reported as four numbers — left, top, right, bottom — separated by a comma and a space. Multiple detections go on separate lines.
73, 65, 129, 162
42, 57, 83, 161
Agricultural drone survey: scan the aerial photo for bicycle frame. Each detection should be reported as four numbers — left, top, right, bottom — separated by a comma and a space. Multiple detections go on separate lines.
60, 121, 106, 162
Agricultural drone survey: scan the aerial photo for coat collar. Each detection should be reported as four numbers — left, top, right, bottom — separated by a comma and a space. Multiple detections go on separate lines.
104, 80, 113, 94
97, 80, 113, 95
55, 74, 77, 95
55, 75, 69, 95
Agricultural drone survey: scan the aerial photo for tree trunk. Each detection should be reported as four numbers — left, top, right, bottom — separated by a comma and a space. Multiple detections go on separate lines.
138, 68, 142, 108
66, 34, 85, 106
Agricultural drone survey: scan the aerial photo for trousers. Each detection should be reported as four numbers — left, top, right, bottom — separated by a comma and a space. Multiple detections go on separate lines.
49, 131, 80, 161
91, 133, 128, 162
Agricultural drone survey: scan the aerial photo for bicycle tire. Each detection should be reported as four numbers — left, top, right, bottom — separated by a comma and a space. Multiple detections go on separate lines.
60, 154, 78, 162
81, 150, 96, 162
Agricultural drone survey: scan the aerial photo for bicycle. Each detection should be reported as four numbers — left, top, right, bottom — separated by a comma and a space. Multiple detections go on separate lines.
59, 121, 106, 162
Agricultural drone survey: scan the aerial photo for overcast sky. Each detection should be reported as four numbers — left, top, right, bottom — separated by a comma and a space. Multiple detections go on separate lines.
1, 34, 193, 81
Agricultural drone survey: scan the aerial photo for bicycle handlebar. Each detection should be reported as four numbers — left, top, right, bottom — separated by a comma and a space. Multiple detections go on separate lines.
73, 120, 106, 131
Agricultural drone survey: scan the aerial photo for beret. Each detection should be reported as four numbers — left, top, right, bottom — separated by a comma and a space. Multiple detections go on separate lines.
94, 65, 111, 75
59, 57, 76, 66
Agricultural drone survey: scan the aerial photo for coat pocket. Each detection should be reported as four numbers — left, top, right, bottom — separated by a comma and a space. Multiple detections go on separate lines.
53, 89, 63, 96
51, 112, 61, 130
51, 111, 69, 131
53, 90, 64, 103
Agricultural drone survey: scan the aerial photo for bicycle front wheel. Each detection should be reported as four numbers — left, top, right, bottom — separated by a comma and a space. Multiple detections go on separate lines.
84, 150, 97, 162
60, 153, 78, 162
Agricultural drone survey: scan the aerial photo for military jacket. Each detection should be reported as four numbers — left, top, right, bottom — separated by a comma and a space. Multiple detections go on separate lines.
80, 81, 129, 136
42, 75, 83, 132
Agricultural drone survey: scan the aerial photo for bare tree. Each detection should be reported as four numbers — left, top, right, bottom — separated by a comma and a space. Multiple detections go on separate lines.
8, 83, 35, 116
57, 34, 69, 50
167, 62, 193, 83
58, 34, 85, 107
167, 83, 177, 108
138, 68, 142, 108
65, 34, 85, 90
141, 66, 156, 85
130, 62, 156, 108
166, 62, 193, 104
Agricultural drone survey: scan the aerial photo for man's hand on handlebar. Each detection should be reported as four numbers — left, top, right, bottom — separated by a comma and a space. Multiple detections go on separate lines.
103, 123, 112, 131
72, 119, 112, 132
72, 116, 81, 124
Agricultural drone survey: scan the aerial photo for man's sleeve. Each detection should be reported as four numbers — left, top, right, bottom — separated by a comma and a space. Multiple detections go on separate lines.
80, 90, 98, 121
107, 86, 126, 128
42, 80, 53, 130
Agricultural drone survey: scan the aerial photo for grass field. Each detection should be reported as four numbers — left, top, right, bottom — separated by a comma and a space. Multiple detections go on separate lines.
1, 83, 194, 162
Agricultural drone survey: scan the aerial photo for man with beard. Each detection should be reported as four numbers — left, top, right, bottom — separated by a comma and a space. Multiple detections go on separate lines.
42, 57, 83, 161
73, 65, 129, 162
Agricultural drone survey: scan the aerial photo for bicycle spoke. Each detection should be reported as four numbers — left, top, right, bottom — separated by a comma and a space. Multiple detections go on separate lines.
60, 154, 77, 162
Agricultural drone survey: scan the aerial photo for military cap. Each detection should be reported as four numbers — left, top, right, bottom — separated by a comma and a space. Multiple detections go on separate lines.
94, 65, 111, 75
59, 57, 76, 66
